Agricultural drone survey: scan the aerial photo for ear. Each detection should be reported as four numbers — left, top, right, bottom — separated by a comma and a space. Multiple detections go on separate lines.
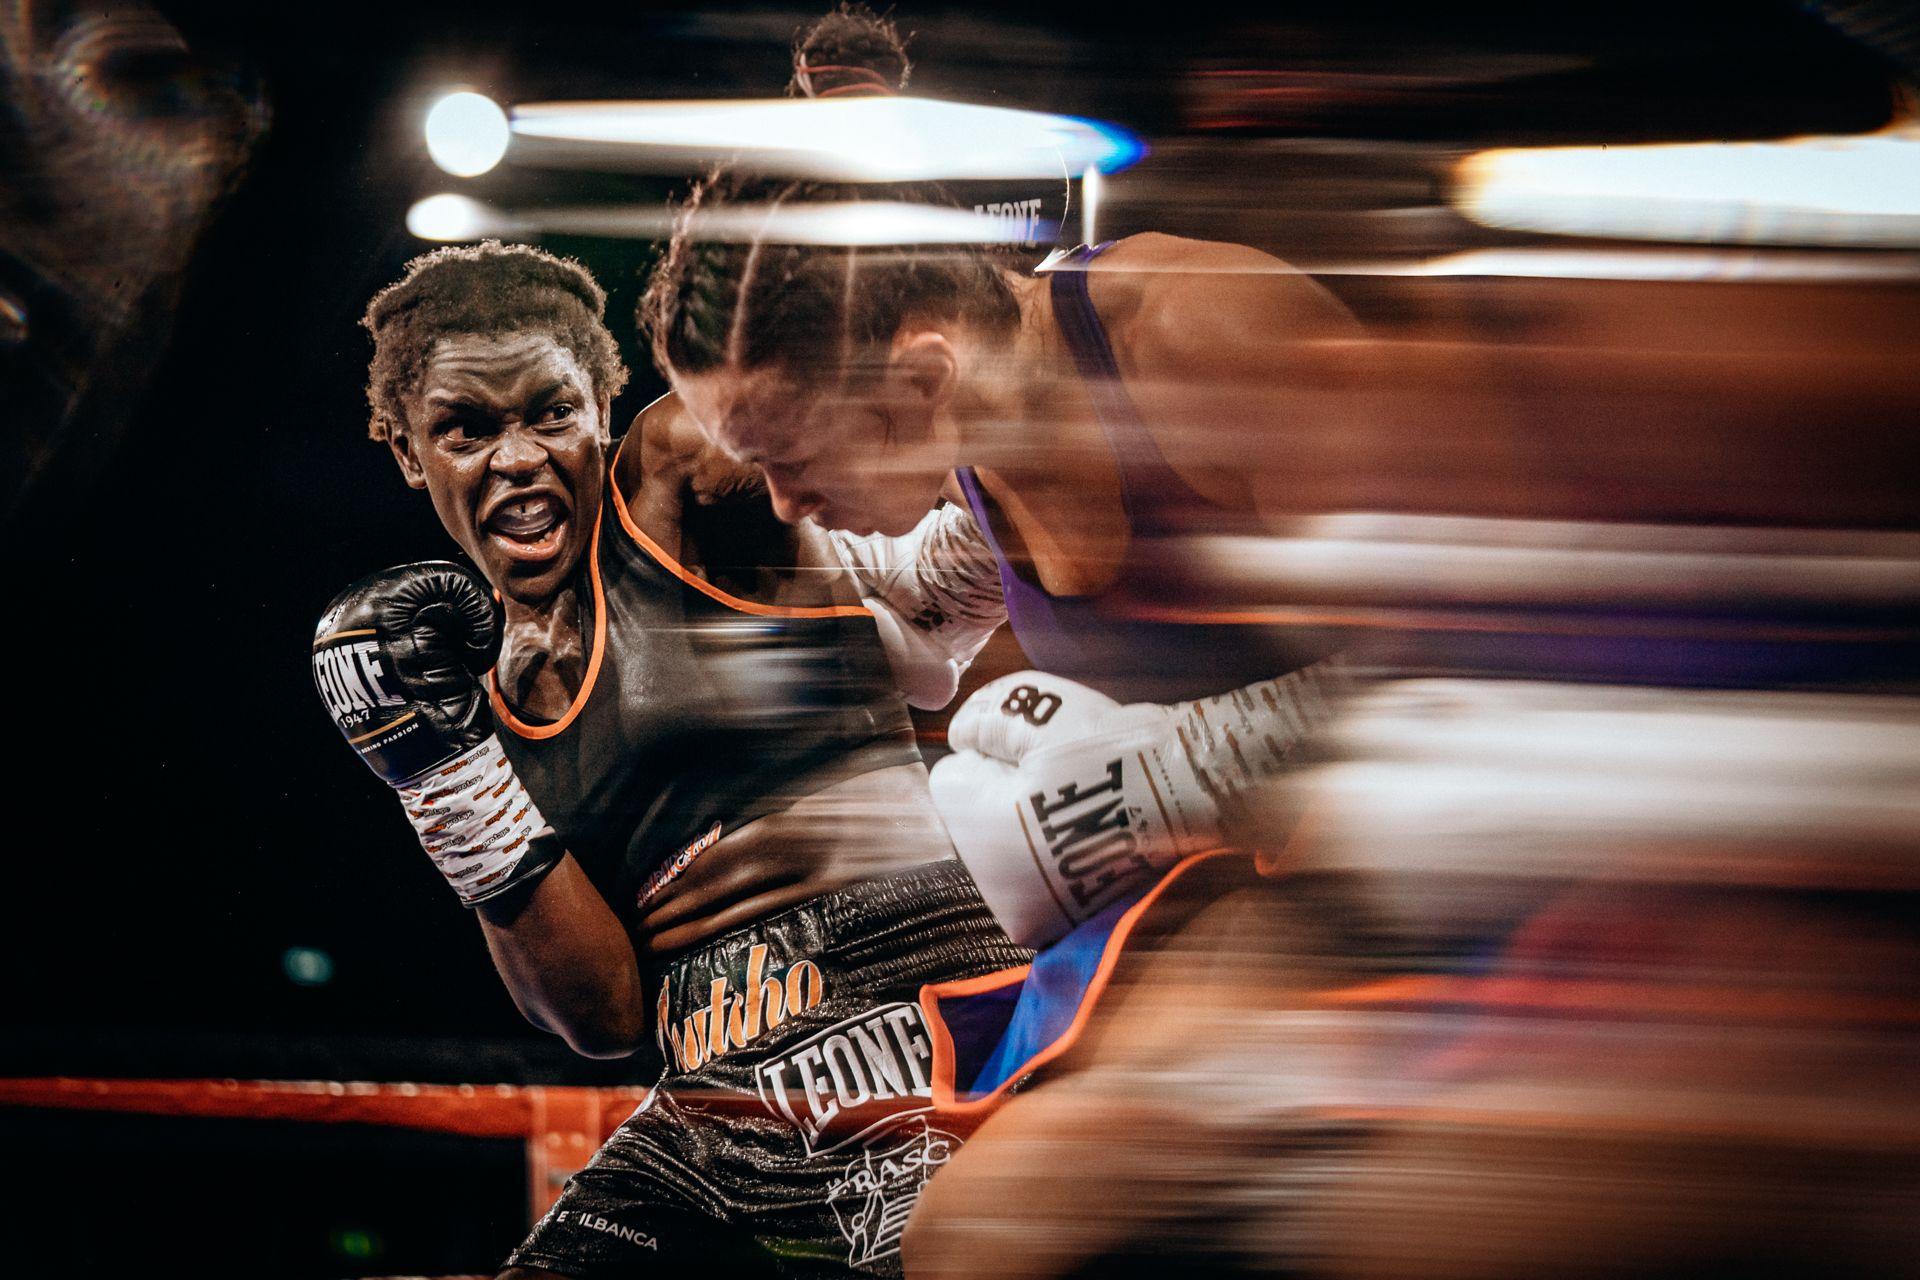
886, 330, 959, 412
386, 422, 428, 490
597, 392, 614, 448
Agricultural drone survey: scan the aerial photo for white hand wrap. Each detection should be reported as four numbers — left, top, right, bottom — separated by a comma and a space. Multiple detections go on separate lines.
394, 734, 554, 906
1158, 660, 1345, 833
828, 502, 1006, 710
930, 666, 1342, 947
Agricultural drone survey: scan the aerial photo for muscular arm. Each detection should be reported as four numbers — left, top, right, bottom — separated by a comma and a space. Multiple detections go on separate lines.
1098, 236, 1853, 625
313, 564, 653, 1061
475, 853, 650, 1059
1102, 233, 1369, 528
618, 392, 863, 608
616, 391, 709, 549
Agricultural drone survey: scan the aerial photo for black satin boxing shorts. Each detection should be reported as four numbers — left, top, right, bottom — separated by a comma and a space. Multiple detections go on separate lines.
506, 860, 1029, 1278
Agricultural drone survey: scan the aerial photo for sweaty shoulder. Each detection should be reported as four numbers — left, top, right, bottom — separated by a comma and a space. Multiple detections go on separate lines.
615, 393, 856, 607
1081, 233, 1361, 384
617, 392, 768, 510
615, 392, 699, 506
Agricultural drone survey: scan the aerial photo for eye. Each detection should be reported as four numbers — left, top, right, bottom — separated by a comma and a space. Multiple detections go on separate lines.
430, 414, 494, 446
536, 402, 578, 427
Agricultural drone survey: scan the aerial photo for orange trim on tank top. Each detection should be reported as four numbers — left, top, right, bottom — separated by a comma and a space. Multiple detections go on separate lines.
489, 503, 609, 740
919, 847, 1245, 1118
604, 452, 872, 621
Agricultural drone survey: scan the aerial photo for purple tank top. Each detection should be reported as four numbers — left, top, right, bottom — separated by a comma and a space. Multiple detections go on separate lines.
956, 243, 1328, 703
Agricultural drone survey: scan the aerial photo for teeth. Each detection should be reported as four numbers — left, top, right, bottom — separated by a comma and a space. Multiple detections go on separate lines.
487, 494, 564, 539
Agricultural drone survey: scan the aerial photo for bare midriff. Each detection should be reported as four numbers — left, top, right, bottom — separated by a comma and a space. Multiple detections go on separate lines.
629, 762, 955, 956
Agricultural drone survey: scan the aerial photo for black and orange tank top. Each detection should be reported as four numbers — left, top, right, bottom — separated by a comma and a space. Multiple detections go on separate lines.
492, 447, 919, 931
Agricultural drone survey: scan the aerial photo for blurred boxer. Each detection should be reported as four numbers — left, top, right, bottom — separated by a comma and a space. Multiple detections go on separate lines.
314, 241, 1028, 1278
639, 11, 1387, 1274
636, 40, 1920, 1277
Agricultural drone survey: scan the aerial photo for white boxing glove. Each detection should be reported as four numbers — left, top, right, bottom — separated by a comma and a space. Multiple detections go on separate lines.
947, 670, 1132, 761
827, 503, 1007, 710
931, 666, 1343, 947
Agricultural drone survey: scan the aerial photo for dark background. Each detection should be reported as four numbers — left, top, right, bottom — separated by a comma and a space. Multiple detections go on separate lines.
0, 2, 1907, 1274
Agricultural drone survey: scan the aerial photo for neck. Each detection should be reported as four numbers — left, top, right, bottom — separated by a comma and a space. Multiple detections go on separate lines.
949, 269, 1070, 483
946, 265, 1134, 595
501, 574, 583, 634
497, 571, 592, 714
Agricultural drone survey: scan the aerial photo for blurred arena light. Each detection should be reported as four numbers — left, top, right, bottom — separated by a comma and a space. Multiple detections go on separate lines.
1455, 123, 1920, 247
406, 192, 497, 240
1341, 247, 1920, 281
280, 946, 335, 987
406, 193, 1054, 245
423, 90, 511, 177
503, 96, 1144, 180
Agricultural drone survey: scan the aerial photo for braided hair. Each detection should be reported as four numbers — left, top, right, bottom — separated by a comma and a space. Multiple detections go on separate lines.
788, 4, 910, 98
638, 171, 1019, 390
643, 6, 1021, 389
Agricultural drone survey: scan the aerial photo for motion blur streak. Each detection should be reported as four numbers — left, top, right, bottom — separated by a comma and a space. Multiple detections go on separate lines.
911, 682, 1920, 1278
1186, 518, 1920, 614
10, 4, 1920, 1275
1309, 681, 1920, 887
909, 39, 1919, 1267
506, 97, 1143, 180
407, 195, 1054, 244
1349, 248, 1920, 281
1457, 121, 1920, 246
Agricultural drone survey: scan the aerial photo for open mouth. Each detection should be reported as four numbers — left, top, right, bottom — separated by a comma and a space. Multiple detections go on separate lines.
483, 493, 570, 563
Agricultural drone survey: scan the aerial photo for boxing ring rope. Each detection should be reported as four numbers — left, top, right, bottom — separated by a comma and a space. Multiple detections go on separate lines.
0, 1075, 653, 1221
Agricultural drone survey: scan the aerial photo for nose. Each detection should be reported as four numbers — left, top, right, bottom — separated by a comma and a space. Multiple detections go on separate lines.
489, 424, 548, 478
763, 470, 825, 525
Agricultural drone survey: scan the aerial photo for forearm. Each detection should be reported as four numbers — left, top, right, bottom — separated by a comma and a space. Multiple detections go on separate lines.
312, 565, 651, 1059
476, 854, 649, 1058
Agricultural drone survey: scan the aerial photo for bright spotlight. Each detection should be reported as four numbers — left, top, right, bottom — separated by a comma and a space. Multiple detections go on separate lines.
406, 192, 499, 241
424, 91, 510, 177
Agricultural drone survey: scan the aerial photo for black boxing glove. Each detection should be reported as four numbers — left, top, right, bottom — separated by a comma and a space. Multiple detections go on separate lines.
312, 561, 563, 905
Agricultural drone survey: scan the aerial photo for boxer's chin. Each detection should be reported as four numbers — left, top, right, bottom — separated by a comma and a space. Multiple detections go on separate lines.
818, 509, 875, 537
872, 507, 929, 537
818, 499, 916, 538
